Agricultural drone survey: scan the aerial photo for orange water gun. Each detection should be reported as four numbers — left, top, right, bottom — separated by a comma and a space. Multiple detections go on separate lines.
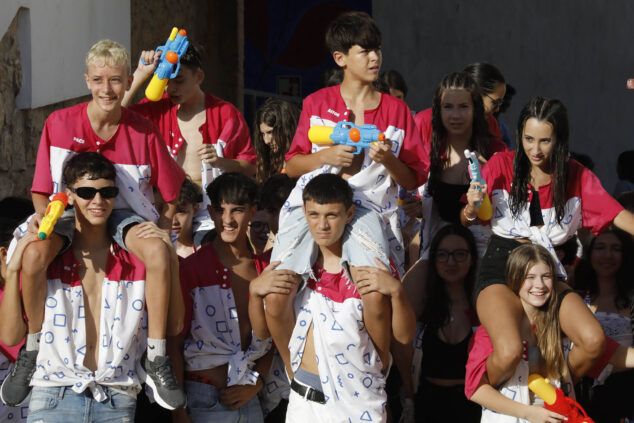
528, 374, 594, 423
38, 193, 68, 241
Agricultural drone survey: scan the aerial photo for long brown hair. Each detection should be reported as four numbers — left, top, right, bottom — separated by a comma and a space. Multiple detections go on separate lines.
506, 244, 565, 379
253, 98, 300, 183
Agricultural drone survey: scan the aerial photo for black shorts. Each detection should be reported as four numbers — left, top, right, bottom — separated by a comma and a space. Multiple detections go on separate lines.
475, 234, 523, 298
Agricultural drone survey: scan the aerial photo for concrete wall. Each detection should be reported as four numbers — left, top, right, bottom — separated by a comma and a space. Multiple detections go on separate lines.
374, 0, 634, 190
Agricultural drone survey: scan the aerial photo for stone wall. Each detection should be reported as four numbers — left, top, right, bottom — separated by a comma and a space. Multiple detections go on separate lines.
0, 0, 243, 199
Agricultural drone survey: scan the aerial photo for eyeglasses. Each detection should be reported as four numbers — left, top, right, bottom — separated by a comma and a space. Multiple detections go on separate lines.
435, 249, 470, 263
485, 94, 504, 111
249, 221, 269, 232
70, 186, 119, 199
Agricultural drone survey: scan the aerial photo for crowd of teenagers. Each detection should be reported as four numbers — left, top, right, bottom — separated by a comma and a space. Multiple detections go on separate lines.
2, 10, 634, 423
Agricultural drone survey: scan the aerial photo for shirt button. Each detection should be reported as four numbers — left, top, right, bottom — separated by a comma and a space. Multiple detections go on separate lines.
172, 150, 177, 154
179, 138, 183, 141
96, 141, 100, 145
317, 286, 322, 291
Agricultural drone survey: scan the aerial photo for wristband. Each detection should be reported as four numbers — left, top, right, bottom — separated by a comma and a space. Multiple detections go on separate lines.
463, 207, 477, 222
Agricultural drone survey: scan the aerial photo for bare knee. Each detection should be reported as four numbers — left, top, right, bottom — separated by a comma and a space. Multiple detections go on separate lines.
265, 292, 294, 318
21, 242, 54, 278
492, 339, 523, 371
361, 291, 390, 318
576, 329, 605, 360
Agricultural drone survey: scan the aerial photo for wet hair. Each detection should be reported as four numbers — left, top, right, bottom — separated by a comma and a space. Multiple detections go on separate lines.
259, 174, 296, 211
325, 11, 381, 55
0, 197, 34, 222
616, 150, 634, 183
428, 72, 492, 198
496, 83, 516, 116
206, 172, 258, 208
463, 62, 505, 96
421, 224, 478, 328
86, 39, 130, 72
506, 244, 565, 379
511, 97, 570, 224
254, 98, 300, 183
554, 236, 578, 266
62, 153, 116, 187
574, 228, 634, 310
302, 174, 353, 209
380, 69, 408, 98
177, 177, 202, 210
0, 217, 19, 249
180, 42, 203, 71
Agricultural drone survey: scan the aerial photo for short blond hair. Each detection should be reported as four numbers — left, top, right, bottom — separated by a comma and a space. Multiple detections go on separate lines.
85, 39, 130, 72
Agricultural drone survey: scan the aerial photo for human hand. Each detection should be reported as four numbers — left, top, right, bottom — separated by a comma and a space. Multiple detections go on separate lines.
524, 405, 566, 423
401, 196, 422, 219
219, 380, 263, 410
250, 261, 300, 298
27, 212, 44, 234
351, 258, 401, 297
197, 144, 220, 165
135, 221, 172, 246
465, 181, 486, 216
321, 144, 356, 167
135, 50, 160, 79
7, 233, 38, 273
368, 138, 393, 163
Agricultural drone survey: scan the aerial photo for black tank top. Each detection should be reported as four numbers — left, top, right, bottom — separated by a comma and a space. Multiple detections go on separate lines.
434, 181, 470, 223
420, 327, 473, 380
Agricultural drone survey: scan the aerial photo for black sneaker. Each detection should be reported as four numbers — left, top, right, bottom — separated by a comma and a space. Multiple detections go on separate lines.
142, 354, 186, 410
1, 347, 37, 406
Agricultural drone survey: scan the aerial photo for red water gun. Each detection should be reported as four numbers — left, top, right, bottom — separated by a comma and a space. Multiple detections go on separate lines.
528, 374, 594, 423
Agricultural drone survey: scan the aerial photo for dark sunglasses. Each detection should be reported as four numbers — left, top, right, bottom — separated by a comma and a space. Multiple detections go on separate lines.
70, 186, 119, 199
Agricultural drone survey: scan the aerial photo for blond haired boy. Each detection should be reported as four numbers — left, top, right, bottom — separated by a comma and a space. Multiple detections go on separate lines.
1, 39, 187, 410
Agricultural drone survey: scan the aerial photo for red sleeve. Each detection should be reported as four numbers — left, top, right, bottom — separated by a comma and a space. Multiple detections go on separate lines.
397, 105, 429, 187
147, 128, 186, 202
586, 336, 620, 378
179, 254, 196, 336
578, 166, 624, 235
489, 136, 508, 154
216, 104, 256, 164
285, 100, 313, 161
487, 114, 502, 139
31, 118, 55, 195
465, 326, 493, 399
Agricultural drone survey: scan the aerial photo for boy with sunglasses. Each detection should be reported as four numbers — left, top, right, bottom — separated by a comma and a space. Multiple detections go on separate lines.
2, 40, 187, 410
1, 153, 174, 421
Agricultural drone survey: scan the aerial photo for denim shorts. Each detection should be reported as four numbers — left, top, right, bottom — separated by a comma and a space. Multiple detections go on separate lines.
27, 386, 136, 423
475, 234, 523, 298
186, 380, 264, 423
54, 208, 145, 253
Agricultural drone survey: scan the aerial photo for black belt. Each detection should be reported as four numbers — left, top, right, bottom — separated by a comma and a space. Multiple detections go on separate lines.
291, 378, 326, 404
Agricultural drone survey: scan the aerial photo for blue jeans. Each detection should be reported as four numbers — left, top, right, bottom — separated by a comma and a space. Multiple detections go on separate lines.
27, 386, 136, 423
186, 381, 264, 423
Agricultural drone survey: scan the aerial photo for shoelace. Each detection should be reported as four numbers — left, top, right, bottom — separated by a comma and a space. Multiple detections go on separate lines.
10, 351, 36, 381
151, 359, 179, 389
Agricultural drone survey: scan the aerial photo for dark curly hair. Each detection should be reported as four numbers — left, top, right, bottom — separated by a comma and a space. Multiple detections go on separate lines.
253, 98, 300, 183
510, 97, 569, 224
428, 72, 492, 198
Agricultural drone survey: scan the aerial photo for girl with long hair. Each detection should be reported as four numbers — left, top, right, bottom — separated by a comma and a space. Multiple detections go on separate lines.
467, 244, 634, 422
405, 224, 481, 422
574, 228, 634, 422
463, 96, 634, 396
253, 98, 300, 183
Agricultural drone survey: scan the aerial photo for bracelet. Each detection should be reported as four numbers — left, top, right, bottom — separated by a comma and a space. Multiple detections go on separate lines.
463, 207, 477, 222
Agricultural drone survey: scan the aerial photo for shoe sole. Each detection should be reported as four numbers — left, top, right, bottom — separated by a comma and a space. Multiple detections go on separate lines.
144, 371, 185, 410
0, 370, 28, 407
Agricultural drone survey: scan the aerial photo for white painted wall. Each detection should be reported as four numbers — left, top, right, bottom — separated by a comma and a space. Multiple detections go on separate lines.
1, 0, 130, 109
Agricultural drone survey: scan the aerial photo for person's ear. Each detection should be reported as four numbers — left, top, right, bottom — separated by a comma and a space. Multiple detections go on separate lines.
248, 205, 258, 222
346, 204, 355, 223
66, 187, 74, 206
333, 51, 346, 68
127, 73, 134, 89
196, 68, 205, 85
193, 203, 200, 215
84, 73, 90, 89
0, 246, 7, 265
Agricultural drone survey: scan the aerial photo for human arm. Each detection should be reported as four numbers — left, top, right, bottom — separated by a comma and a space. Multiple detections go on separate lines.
27, 192, 51, 233
613, 209, 634, 236
353, 258, 416, 345
285, 145, 357, 177
0, 233, 38, 346
470, 375, 566, 423
219, 348, 274, 410
248, 261, 300, 340
122, 50, 160, 107
196, 145, 255, 178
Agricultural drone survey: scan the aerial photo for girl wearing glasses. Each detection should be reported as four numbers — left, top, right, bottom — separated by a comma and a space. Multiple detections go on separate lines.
463, 96, 634, 399
402, 224, 482, 422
